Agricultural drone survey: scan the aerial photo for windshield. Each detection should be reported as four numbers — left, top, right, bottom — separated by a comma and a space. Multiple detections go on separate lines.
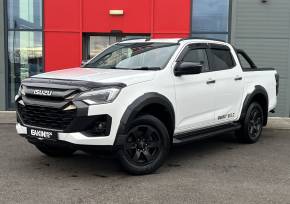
84, 42, 179, 70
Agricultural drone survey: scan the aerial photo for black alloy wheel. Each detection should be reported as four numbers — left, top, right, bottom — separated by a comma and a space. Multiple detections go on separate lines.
247, 107, 263, 140
236, 102, 264, 144
124, 125, 161, 165
117, 115, 170, 175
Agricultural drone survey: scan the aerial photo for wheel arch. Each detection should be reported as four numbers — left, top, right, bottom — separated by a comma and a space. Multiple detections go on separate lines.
114, 93, 175, 146
240, 85, 269, 126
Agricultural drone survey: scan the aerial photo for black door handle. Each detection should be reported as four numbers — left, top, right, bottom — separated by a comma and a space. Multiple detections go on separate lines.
234, 77, 243, 81
206, 79, 216, 84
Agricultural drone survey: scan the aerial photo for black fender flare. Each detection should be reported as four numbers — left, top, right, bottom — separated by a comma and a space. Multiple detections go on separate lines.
240, 85, 269, 125
114, 92, 175, 146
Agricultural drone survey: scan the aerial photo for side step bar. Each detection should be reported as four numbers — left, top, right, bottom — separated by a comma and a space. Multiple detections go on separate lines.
173, 123, 242, 145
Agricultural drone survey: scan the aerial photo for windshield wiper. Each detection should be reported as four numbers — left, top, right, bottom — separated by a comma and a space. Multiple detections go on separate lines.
130, 67, 161, 71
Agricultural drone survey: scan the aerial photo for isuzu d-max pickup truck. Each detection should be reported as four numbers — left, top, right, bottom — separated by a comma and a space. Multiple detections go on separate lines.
16, 38, 279, 174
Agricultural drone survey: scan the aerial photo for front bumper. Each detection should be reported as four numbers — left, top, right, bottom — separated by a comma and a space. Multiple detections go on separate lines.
16, 100, 126, 146
16, 123, 116, 146
15, 78, 128, 146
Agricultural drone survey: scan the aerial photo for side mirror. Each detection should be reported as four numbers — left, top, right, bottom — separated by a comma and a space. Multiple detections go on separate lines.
174, 62, 203, 76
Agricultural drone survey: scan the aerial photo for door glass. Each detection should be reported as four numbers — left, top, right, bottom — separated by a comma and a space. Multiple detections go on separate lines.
8, 31, 43, 108
182, 49, 209, 72
209, 48, 235, 71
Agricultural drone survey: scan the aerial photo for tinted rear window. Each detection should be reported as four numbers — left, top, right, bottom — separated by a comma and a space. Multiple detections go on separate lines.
208, 45, 235, 71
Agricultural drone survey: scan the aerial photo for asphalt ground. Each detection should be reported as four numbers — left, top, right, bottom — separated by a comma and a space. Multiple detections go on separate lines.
0, 123, 290, 204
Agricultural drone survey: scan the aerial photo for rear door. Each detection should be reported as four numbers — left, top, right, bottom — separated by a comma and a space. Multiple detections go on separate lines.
207, 44, 245, 124
174, 43, 217, 132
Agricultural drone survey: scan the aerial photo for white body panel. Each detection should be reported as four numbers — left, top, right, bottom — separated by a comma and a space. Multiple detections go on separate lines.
16, 38, 278, 146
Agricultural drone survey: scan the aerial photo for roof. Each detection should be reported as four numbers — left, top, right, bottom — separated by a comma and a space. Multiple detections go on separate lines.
119, 37, 228, 45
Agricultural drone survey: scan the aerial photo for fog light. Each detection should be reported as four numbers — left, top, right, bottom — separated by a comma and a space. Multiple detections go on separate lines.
85, 121, 107, 137
83, 115, 112, 137
95, 122, 107, 133
98, 122, 105, 129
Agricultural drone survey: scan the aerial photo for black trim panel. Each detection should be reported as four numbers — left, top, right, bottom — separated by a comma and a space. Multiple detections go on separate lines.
17, 112, 112, 135
240, 85, 269, 126
243, 68, 276, 72
114, 93, 175, 146
235, 49, 257, 69
23, 77, 127, 90
173, 123, 241, 145
176, 43, 209, 62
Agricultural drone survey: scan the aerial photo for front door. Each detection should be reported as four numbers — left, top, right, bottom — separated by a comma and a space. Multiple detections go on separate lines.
174, 44, 216, 133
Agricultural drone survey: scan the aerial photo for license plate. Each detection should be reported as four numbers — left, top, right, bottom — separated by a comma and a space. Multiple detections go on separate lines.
27, 128, 58, 140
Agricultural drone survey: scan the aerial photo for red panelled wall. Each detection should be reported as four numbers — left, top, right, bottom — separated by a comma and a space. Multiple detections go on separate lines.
44, 0, 82, 71
153, 0, 191, 38
44, 0, 191, 72
83, 0, 152, 33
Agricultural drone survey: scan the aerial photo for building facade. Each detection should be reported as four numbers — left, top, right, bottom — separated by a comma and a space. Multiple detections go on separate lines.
0, 0, 289, 117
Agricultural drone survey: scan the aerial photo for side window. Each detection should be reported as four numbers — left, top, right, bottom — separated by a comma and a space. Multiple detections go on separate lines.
208, 45, 235, 71
182, 49, 209, 72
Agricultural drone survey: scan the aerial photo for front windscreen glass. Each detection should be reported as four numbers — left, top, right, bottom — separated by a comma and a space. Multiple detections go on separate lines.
83, 43, 178, 70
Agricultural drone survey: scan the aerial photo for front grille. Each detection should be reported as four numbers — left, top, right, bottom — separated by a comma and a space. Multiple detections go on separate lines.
17, 104, 76, 131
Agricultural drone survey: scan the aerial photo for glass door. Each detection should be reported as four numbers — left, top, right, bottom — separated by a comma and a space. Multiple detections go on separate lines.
6, 0, 43, 109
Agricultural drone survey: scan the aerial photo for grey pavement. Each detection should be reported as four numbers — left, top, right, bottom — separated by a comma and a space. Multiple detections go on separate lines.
0, 123, 290, 203
0, 111, 16, 124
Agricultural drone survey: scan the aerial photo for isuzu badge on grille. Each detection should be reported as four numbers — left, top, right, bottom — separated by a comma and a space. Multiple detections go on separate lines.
33, 89, 53, 96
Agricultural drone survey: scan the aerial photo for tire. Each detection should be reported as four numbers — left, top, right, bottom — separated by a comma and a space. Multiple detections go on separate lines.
35, 143, 76, 157
236, 102, 264, 144
117, 115, 171, 175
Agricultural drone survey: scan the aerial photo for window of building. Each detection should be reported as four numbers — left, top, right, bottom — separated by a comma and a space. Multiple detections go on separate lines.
7, 0, 42, 29
191, 0, 231, 42
83, 34, 150, 60
6, 0, 43, 109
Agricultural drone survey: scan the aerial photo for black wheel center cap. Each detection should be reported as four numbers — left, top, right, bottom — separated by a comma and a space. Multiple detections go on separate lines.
137, 141, 145, 149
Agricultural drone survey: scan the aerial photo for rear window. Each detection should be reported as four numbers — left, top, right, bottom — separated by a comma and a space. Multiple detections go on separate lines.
208, 45, 235, 71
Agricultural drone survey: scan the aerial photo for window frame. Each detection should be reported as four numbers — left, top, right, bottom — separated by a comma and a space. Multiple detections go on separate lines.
176, 43, 210, 73
206, 43, 236, 72
7, 0, 43, 30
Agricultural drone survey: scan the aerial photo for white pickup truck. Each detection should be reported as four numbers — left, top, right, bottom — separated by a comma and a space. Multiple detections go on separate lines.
15, 38, 279, 174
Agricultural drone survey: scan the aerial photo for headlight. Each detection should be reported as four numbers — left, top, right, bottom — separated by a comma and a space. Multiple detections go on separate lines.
77, 87, 121, 104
